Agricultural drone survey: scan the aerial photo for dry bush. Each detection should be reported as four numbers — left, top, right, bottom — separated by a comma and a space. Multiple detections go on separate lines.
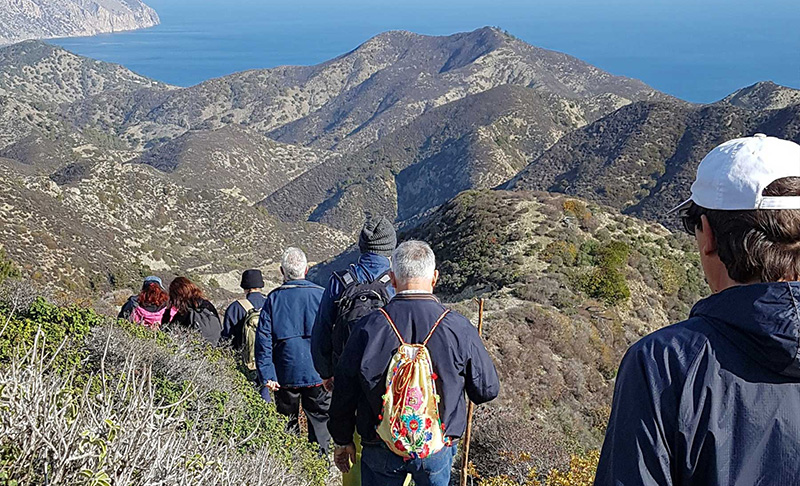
0, 299, 330, 485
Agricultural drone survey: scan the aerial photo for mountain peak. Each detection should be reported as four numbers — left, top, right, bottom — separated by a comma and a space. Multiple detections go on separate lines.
721, 80, 800, 111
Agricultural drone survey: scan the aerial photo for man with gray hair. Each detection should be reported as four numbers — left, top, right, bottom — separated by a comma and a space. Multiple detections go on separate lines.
329, 240, 500, 485
255, 247, 331, 453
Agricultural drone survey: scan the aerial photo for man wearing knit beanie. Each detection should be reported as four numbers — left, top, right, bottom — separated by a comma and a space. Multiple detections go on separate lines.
358, 217, 397, 257
312, 217, 397, 486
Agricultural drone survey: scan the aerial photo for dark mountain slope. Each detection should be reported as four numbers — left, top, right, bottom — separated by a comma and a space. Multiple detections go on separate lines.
506, 101, 800, 225
262, 85, 633, 232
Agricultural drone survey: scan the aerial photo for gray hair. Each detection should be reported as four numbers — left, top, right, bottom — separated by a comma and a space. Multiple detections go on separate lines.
391, 240, 436, 284
281, 247, 308, 280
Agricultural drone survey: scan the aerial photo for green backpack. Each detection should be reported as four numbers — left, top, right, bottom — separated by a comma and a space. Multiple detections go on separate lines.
238, 298, 261, 371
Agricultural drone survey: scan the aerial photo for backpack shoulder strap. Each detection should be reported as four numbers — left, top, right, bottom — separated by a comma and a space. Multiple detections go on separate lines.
423, 310, 450, 346
379, 308, 405, 345
238, 298, 254, 313
333, 267, 359, 289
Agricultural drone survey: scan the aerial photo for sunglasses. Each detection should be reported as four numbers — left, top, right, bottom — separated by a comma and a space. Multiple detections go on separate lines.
678, 203, 704, 236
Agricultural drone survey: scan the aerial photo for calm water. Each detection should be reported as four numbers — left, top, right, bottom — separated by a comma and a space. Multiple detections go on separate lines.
52, 0, 800, 103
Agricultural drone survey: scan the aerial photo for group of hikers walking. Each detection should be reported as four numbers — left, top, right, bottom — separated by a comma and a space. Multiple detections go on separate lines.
117, 134, 800, 486
119, 217, 500, 486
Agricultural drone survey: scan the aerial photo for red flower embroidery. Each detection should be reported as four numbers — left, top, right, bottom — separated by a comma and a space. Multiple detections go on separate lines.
409, 419, 420, 431
395, 440, 406, 451
425, 418, 432, 429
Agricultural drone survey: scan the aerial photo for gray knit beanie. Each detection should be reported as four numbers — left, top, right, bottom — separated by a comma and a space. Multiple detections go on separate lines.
358, 217, 397, 257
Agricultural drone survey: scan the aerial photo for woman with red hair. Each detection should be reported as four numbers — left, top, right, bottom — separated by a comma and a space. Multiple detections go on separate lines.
162, 277, 222, 344
118, 276, 175, 330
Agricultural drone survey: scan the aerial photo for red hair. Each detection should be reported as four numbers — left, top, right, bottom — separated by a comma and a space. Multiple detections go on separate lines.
168, 277, 206, 313
138, 282, 168, 308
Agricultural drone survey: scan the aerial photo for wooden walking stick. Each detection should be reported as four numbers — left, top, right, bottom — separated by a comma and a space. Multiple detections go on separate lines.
460, 297, 485, 486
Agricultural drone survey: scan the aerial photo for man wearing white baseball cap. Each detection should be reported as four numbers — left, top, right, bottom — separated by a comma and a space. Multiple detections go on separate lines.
595, 134, 800, 485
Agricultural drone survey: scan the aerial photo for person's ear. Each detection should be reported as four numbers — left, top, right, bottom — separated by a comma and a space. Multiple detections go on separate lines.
698, 215, 717, 256
389, 271, 398, 289
432, 270, 439, 289
304, 266, 309, 276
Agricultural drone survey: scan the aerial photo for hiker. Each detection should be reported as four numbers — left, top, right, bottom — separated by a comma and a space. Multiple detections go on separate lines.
222, 269, 267, 385
255, 247, 331, 452
118, 276, 175, 329
162, 277, 222, 345
595, 135, 800, 485
312, 216, 397, 387
329, 240, 500, 486
311, 216, 397, 482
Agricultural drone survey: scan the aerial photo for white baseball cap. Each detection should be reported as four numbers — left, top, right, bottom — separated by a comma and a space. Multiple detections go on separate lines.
670, 134, 800, 213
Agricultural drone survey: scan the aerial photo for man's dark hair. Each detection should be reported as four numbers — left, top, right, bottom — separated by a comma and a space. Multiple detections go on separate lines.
683, 177, 800, 283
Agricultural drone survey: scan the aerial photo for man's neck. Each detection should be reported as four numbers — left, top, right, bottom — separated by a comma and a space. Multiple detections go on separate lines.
394, 281, 433, 294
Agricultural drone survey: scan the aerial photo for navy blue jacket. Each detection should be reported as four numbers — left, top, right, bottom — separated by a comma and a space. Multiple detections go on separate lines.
311, 252, 395, 379
328, 293, 499, 446
255, 280, 324, 388
221, 291, 267, 349
596, 282, 800, 486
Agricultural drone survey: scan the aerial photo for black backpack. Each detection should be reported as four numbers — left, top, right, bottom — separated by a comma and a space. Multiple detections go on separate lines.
331, 267, 392, 365
189, 301, 222, 345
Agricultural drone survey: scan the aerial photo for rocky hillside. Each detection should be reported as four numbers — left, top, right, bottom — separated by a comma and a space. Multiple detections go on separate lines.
506, 99, 800, 227
720, 81, 800, 111
0, 0, 159, 45
134, 126, 339, 203
0, 154, 348, 301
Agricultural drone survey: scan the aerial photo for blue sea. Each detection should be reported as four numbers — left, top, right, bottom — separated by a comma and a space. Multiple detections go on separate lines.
51, 0, 799, 103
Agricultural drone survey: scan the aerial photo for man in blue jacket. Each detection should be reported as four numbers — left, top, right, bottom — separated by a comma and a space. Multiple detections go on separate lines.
330, 240, 500, 486
596, 134, 800, 485
312, 216, 397, 387
255, 247, 330, 453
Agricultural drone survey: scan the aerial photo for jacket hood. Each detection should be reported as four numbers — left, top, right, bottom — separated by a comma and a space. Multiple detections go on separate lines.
691, 282, 800, 377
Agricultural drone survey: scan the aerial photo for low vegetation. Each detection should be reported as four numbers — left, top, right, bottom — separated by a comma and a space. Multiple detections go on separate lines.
0, 289, 329, 485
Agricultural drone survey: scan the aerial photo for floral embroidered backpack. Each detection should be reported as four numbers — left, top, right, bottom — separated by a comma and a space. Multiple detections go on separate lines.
376, 308, 449, 459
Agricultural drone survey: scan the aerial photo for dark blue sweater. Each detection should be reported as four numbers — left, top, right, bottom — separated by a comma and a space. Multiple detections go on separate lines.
329, 293, 499, 446
596, 282, 800, 486
255, 280, 325, 388
221, 291, 267, 349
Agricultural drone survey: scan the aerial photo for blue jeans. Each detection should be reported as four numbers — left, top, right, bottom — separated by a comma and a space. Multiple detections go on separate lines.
361, 442, 457, 486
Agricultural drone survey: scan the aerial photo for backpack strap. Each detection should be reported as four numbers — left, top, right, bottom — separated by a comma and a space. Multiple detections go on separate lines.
238, 298, 254, 313
423, 310, 450, 346
333, 267, 359, 289
379, 308, 450, 346
379, 308, 405, 345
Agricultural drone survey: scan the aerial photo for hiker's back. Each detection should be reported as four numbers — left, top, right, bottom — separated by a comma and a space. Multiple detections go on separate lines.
261, 279, 325, 387
331, 266, 392, 364
596, 283, 800, 486
334, 294, 499, 443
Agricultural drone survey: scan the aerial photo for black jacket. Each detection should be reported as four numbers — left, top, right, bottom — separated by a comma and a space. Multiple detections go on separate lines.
164, 299, 222, 345
329, 293, 499, 445
596, 282, 800, 485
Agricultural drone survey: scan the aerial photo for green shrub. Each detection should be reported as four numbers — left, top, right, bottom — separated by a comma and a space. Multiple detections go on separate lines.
579, 267, 631, 306
0, 250, 20, 285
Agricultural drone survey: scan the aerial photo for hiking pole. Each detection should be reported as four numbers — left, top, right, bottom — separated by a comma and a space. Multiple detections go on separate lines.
460, 298, 484, 486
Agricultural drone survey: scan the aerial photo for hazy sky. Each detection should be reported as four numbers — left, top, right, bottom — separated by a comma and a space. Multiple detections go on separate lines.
55, 0, 799, 101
